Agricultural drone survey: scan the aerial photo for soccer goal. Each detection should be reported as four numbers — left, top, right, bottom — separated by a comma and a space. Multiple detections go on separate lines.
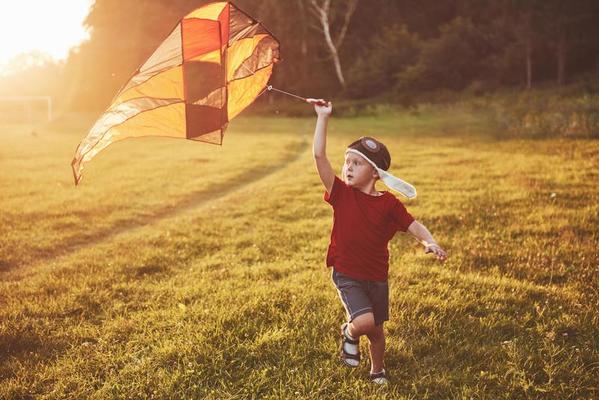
0, 96, 52, 123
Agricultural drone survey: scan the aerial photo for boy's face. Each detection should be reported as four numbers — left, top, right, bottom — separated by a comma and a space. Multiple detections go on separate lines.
342, 152, 378, 188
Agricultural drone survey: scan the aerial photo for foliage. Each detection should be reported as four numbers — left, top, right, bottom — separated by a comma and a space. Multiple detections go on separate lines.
483, 83, 599, 139
0, 53, 67, 105
346, 24, 420, 98
397, 17, 490, 92
39, 0, 597, 110
3, 0, 596, 108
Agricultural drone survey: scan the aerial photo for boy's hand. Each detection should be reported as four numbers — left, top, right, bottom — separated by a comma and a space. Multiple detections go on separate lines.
307, 98, 332, 117
425, 243, 447, 262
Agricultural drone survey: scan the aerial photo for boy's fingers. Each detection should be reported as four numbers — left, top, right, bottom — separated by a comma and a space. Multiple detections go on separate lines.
306, 98, 330, 107
425, 245, 447, 262
427, 245, 447, 261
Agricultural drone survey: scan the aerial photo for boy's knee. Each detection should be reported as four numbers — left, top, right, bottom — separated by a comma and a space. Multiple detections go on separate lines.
350, 312, 376, 335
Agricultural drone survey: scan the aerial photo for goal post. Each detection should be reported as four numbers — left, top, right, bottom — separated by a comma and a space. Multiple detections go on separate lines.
0, 96, 53, 123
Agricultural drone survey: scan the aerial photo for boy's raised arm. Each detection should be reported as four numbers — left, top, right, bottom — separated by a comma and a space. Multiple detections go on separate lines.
309, 99, 335, 195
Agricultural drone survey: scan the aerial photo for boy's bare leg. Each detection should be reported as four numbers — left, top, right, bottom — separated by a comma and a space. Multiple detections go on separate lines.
347, 313, 385, 372
366, 325, 385, 373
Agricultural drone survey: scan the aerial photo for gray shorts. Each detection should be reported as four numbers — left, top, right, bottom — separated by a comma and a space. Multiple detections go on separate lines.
331, 268, 389, 326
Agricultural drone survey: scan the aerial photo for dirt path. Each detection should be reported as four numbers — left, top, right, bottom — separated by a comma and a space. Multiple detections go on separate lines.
3, 138, 309, 280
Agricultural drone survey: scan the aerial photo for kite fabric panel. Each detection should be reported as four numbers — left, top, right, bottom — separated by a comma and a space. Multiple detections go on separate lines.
71, 1, 280, 185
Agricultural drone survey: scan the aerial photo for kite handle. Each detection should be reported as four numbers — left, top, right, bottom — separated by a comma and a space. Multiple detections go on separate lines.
307, 98, 330, 107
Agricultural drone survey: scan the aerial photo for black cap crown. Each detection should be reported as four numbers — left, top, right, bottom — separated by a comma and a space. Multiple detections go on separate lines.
347, 137, 391, 171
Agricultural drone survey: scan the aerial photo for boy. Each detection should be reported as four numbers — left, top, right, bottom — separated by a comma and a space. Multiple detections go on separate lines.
309, 98, 447, 385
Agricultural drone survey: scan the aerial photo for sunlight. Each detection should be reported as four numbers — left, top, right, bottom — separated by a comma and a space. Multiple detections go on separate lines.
0, 0, 92, 73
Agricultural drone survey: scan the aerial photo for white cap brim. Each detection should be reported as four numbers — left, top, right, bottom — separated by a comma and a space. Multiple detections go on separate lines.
346, 149, 417, 199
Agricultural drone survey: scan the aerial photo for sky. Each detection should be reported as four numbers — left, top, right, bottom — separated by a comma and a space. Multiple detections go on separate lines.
0, 0, 93, 74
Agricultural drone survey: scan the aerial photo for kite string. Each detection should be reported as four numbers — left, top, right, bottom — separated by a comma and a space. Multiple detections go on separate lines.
263, 85, 328, 106
267, 86, 307, 102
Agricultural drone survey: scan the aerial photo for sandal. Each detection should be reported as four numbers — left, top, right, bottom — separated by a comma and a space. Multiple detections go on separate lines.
339, 322, 360, 367
370, 369, 389, 385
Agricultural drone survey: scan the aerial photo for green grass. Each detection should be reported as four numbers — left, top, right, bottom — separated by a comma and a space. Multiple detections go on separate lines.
1, 109, 598, 399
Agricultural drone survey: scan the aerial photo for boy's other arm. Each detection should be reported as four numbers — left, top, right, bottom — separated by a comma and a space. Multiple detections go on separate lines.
407, 220, 448, 262
309, 99, 335, 195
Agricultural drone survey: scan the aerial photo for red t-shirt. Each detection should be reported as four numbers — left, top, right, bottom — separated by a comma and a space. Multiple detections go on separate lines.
324, 176, 415, 281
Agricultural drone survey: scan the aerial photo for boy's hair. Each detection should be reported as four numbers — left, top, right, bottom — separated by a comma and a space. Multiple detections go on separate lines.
347, 137, 391, 171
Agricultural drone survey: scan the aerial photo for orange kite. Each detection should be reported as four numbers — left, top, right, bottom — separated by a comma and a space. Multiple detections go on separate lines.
71, 1, 280, 185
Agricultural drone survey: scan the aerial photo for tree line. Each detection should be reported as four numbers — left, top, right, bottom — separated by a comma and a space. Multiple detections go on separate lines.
2, 0, 598, 110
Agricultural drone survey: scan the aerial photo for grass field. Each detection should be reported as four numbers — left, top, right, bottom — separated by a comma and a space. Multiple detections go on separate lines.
1, 109, 598, 399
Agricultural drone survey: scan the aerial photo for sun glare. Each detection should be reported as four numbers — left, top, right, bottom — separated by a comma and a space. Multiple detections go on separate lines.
0, 0, 93, 73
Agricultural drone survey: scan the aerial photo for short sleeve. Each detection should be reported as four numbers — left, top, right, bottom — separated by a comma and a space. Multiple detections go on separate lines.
324, 176, 346, 206
390, 197, 415, 232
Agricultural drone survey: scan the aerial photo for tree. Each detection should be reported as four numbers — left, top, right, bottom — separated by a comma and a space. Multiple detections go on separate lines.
59, 0, 599, 108
397, 17, 488, 92
307, 0, 359, 88
538, 0, 599, 85
346, 24, 420, 98
68, 0, 203, 109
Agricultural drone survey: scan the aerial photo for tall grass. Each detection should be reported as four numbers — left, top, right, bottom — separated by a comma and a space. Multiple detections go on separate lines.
0, 112, 597, 399
483, 90, 599, 139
